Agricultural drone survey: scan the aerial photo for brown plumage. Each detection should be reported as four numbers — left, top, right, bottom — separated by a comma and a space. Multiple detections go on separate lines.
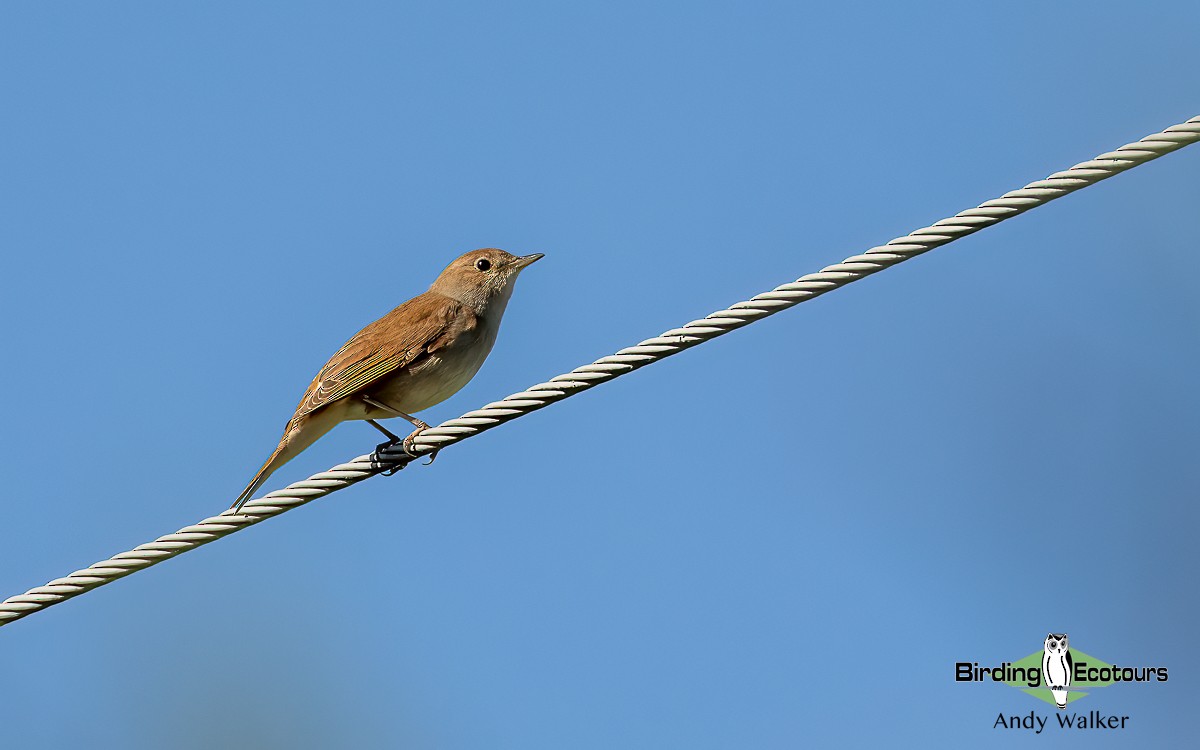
232, 248, 542, 511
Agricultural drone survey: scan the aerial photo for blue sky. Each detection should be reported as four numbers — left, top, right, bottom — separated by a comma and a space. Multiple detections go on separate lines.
1, 2, 1197, 747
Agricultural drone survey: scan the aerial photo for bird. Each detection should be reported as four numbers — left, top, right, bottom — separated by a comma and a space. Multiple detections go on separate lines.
231, 248, 543, 511
1042, 633, 1073, 709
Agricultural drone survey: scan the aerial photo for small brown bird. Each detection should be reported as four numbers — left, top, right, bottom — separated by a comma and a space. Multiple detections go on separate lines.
232, 248, 542, 511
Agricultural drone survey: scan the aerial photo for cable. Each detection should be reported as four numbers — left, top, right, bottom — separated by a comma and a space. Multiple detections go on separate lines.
2, 115, 1197, 628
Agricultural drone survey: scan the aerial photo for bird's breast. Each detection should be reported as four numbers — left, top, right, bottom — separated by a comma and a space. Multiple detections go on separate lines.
368, 320, 498, 414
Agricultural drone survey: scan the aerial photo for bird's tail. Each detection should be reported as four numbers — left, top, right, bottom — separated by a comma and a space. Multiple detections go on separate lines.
231, 414, 333, 512
231, 441, 289, 512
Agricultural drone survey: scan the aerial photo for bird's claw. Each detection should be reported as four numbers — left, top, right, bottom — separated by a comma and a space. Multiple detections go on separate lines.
402, 427, 439, 466
374, 439, 407, 475
373, 426, 437, 475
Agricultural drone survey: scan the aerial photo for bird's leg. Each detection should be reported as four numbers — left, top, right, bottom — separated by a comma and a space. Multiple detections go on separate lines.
366, 418, 407, 475
361, 395, 439, 464
366, 419, 401, 442
362, 395, 431, 432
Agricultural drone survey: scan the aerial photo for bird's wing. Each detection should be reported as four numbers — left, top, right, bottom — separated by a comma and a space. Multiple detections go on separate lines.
292, 293, 460, 418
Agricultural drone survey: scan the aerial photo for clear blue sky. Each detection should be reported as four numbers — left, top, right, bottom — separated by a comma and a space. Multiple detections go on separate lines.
1, 2, 1196, 747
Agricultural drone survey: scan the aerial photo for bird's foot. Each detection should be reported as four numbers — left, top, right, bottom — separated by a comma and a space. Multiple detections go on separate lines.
374, 439, 408, 476
402, 423, 439, 466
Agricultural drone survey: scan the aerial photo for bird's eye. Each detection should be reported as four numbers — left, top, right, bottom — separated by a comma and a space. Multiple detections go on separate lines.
475, 258, 492, 272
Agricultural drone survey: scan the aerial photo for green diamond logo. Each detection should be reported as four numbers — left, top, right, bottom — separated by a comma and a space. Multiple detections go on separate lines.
1001, 647, 1117, 706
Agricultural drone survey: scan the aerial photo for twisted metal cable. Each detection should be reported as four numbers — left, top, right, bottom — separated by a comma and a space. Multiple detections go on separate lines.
2, 115, 1197, 628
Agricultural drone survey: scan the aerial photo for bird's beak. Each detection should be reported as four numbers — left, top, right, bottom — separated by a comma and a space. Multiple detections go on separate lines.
511, 253, 544, 270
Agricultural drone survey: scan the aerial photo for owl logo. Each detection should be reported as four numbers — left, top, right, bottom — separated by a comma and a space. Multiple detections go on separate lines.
1042, 633, 1073, 709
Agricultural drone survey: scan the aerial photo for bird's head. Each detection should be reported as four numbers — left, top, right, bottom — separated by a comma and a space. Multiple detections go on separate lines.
431, 248, 543, 314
